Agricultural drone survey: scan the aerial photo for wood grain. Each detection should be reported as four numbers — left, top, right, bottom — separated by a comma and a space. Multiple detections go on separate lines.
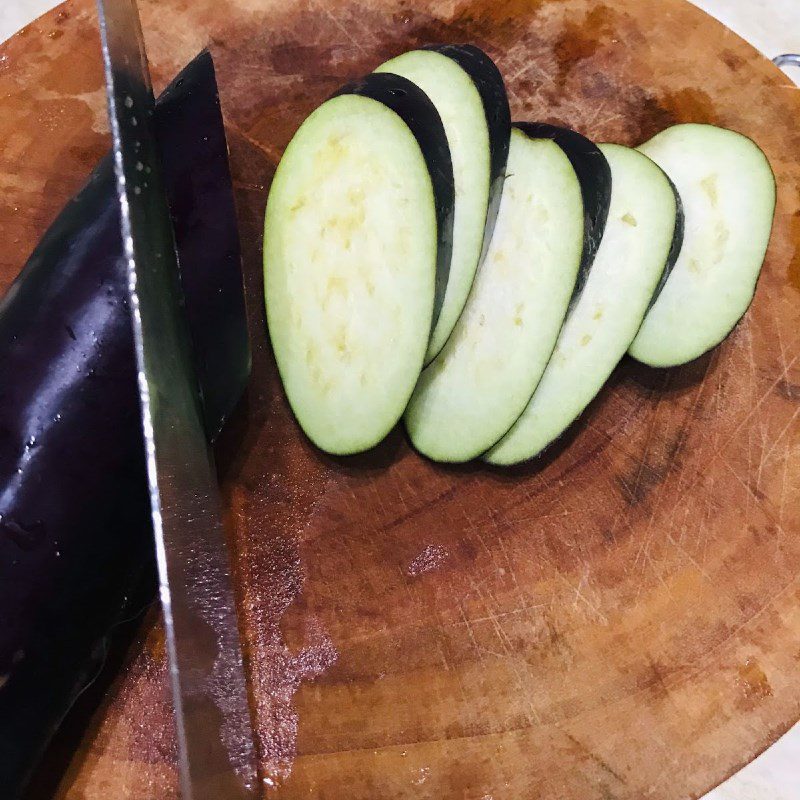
2, 0, 800, 798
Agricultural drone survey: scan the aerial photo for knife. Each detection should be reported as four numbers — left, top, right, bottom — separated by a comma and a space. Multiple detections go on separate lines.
96, 1, 258, 797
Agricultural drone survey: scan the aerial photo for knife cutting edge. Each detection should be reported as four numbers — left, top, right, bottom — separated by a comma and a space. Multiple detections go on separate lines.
96, 1, 258, 797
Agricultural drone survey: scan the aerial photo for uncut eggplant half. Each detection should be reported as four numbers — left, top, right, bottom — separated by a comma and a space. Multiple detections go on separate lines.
264, 73, 454, 456
0, 50, 249, 796
375, 44, 511, 363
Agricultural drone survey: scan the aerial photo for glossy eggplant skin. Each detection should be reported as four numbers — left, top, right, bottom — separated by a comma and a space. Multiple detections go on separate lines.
425, 44, 511, 266
332, 73, 455, 331
158, 54, 251, 438
0, 51, 249, 797
514, 122, 612, 295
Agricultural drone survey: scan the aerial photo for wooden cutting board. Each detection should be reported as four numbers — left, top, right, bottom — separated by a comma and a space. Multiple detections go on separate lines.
2, 0, 800, 798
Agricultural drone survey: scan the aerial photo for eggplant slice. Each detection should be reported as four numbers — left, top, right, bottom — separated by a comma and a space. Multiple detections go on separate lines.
264, 74, 454, 456
405, 128, 584, 463
516, 122, 612, 297
376, 45, 511, 363
630, 123, 776, 367
0, 51, 249, 797
486, 143, 682, 465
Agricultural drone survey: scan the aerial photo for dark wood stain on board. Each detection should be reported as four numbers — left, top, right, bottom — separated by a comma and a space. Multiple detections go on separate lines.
1, 0, 800, 798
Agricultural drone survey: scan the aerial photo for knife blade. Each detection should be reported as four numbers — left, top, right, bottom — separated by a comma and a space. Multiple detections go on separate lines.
96, 1, 258, 797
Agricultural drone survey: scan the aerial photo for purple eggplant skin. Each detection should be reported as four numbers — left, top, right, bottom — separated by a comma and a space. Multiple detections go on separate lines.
649, 174, 685, 308
0, 50, 249, 797
158, 54, 251, 438
514, 122, 612, 297
332, 73, 455, 332
423, 44, 511, 267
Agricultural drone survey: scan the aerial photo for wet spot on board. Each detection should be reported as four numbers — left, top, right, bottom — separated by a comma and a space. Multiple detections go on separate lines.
736, 658, 773, 703
658, 87, 717, 124
617, 89, 679, 142
407, 544, 450, 577
721, 50, 746, 72
552, 5, 616, 91
551, 72, 679, 144
259, 618, 338, 784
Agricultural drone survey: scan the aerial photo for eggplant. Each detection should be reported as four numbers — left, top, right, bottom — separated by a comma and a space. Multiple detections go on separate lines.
264, 73, 454, 455
0, 50, 249, 797
517, 122, 612, 296
404, 127, 584, 462
375, 44, 511, 363
630, 123, 776, 367
486, 142, 682, 465
331, 73, 456, 331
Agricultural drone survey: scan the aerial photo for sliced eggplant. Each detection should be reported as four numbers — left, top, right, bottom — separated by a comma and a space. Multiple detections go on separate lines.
404, 128, 584, 463
0, 51, 248, 797
486, 143, 681, 465
376, 45, 511, 363
630, 123, 776, 367
517, 123, 612, 295
264, 74, 454, 456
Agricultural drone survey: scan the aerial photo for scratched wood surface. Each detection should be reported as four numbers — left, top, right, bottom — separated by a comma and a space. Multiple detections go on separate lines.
2, 0, 800, 798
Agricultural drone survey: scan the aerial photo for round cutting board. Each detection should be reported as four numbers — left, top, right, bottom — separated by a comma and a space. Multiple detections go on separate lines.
2, 0, 800, 798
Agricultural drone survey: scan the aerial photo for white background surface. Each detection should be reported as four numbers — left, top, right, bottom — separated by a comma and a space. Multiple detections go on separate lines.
0, 1, 798, 799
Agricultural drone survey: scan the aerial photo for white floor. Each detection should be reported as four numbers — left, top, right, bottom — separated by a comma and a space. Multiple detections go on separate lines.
0, 0, 56, 36
0, 1, 798, 799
